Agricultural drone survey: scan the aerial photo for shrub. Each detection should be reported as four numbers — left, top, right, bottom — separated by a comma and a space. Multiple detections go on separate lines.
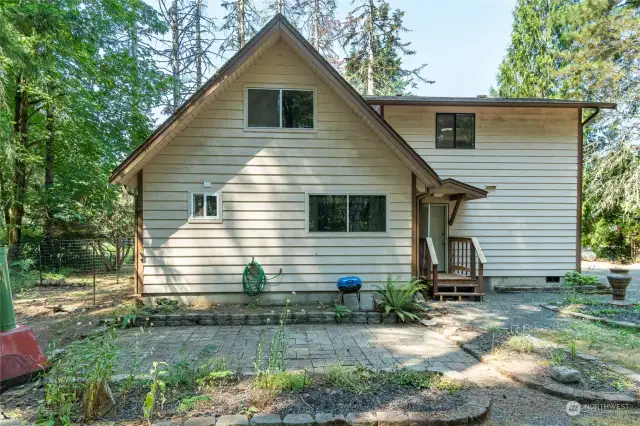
565, 271, 601, 286
374, 276, 426, 322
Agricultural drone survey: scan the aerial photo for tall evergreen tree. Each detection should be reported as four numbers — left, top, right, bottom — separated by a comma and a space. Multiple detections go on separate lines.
491, 0, 569, 98
343, 0, 433, 95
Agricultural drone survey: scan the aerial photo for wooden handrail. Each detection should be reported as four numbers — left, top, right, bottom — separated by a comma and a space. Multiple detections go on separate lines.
426, 237, 438, 266
419, 237, 439, 296
448, 236, 487, 294
471, 237, 487, 264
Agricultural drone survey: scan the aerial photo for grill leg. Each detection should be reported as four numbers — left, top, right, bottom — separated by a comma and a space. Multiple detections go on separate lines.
341, 293, 344, 305
357, 292, 361, 310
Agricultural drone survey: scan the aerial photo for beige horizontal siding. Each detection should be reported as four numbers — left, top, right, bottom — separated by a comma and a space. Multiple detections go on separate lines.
386, 105, 578, 278
142, 41, 412, 294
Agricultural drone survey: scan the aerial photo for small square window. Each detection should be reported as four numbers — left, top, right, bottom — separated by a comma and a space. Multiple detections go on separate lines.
246, 88, 314, 129
191, 192, 221, 221
436, 113, 475, 149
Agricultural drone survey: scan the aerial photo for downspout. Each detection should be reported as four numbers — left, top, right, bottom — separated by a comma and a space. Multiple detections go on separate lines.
576, 107, 600, 272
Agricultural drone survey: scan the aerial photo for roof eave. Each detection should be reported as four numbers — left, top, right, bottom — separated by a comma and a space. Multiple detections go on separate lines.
364, 98, 617, 110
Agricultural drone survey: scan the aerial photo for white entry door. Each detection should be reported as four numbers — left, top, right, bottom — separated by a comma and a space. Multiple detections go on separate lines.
429, 205, 448, 272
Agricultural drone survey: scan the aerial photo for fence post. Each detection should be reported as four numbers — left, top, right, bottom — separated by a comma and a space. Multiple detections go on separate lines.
92, 242, 96, 307
116, 239, 120, 285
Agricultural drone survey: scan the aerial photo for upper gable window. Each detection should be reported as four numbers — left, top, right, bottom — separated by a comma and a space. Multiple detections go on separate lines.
246, 88, 314, 129
436, 113, 475, 149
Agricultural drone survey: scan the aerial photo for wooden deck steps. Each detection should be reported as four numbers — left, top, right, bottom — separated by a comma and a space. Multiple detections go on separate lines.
435, 291, 486, 301
430, 272, 485, 301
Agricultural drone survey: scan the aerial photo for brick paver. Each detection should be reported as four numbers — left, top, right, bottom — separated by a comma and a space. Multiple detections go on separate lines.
116, 324, 478, 375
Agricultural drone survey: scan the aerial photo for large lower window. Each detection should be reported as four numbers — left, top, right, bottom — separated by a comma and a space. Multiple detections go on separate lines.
246, 88, 314, 129
436, 113, 475, 149
308, 194, 387, 233
190, 192, 221, 221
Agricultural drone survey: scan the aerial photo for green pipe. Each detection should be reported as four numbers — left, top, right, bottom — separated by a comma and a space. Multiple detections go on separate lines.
0, 246, 16, 332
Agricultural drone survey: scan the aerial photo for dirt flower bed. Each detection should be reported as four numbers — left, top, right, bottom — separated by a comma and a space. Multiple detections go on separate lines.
1, 361, 472, 425
466, 327, 639, 397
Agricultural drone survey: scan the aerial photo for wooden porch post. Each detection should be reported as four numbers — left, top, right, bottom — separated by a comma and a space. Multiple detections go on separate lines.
411, 173, 417, 278
134, 170, 144, 295
576, 108, 583, 273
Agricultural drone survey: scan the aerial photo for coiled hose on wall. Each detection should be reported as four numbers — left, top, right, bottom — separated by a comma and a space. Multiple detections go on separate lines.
242, 258, 282, 296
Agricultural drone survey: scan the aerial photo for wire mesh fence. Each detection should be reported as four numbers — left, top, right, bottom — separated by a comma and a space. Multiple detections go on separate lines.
2, 238, 135, 306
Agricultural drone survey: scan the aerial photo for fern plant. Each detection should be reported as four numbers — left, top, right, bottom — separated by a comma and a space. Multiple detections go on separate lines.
374, 276, 426, 322
334, 304, 352, 323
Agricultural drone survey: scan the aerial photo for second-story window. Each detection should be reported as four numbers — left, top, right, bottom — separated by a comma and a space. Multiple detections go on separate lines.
436, 113, 475, 149
246, 88, 314, 129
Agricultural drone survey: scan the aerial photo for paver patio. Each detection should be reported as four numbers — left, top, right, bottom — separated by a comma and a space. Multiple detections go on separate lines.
116, 324, 484, 376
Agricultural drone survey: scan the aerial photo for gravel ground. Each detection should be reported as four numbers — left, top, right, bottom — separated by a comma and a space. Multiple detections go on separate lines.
426, 283, 640, 425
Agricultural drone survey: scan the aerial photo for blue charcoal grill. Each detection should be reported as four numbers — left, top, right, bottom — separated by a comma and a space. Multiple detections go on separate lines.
337, 276, 362, 310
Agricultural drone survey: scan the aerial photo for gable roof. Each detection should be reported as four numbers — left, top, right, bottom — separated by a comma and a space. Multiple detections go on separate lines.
365, 95, 617, 109
109, 14, 442, 187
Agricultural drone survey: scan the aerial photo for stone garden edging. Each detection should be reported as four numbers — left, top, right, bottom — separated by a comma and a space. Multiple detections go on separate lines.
494, 285, 610, 294
540, 304, 640, 331
102, 311, 401, 328
446, 333, 639, 407
150, 393, 491, 426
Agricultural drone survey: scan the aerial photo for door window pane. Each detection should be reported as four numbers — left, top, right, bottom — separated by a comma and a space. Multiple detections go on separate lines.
247, 89, 280, 127
455, 114, 475, 148
349, 195, 386, 232
436, 114, 455, 148
282, 90, 314, 128
193, 194, 205, 217
308, 195, 347, 232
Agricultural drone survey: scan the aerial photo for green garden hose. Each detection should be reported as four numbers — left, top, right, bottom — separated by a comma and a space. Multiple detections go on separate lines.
242, 258, 282, 296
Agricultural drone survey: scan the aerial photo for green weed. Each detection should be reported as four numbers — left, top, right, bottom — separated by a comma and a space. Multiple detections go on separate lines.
503, 336, 535, 354
255, 371, 311, 392
177, 395, 212, 413
387, 369, 436, 389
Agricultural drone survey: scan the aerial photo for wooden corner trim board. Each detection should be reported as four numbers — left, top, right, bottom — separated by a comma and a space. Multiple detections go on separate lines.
135, 170, 144, 294
411, 173, 418, 278
577, 107, 601, 273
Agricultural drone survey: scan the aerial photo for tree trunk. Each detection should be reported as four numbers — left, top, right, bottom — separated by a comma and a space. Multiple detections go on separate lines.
237, 0, 245, 48
195, 0, 202, 87
312, 0, 319, 50
276, 0, 283, 15
43, 93, 55, 242
8, 74, 29, 262
171, 0, 180, 112
0, 167, 9, 229
366, 0, 375, 95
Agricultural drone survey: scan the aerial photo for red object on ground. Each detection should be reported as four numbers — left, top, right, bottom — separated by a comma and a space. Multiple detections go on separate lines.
0, 324, 49, 381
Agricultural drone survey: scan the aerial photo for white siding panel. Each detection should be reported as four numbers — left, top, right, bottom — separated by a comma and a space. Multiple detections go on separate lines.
386, 105, 578, 278
141, 42, 412, 294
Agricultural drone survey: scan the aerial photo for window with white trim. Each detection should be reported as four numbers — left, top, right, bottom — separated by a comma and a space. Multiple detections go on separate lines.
246, 88, 314, 129
308, 194, 387, 233
190, 192, 221, 220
